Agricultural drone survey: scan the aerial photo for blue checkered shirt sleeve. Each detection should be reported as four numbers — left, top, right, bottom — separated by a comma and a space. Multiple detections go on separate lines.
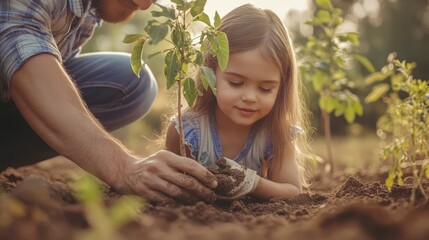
0, 0, 97, 102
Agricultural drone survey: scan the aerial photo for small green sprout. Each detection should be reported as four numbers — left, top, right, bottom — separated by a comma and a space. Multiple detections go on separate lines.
72, 174, 144, 240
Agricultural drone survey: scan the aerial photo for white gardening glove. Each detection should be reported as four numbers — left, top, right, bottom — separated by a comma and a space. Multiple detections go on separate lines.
213, 157, 260, 200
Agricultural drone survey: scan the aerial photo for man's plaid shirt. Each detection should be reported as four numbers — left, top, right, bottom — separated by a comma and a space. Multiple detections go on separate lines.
0, 0, 99, 101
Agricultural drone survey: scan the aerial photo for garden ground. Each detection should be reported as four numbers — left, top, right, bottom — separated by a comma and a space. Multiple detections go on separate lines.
1, 153, 428, 240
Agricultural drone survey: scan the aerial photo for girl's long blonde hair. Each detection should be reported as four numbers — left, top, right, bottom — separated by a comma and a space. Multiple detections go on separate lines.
189, 4, 311, 186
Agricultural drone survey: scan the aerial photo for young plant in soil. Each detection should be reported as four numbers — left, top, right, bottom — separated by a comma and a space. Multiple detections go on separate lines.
123, 0, 229, 156
365, 53, 429, 204
0, 192, 26, 228
72, 174, 143, 240
299, 0, 375, 174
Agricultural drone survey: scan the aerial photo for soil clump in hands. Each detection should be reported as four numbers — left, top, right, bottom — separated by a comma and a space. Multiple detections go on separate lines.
208, 158, 245, 196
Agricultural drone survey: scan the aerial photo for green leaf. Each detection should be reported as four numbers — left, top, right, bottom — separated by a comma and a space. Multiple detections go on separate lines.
151, 4, 176, 19
365, 83, 390, 103
327, 97, 337, 113
354, 54, 375, 73
131, 40, 145, 77
305, 18, 323, 27
334, 102, 346, 116
332, 71, 345, 80
316, 0, 332, 10
200, 38, 208, 52
333, 16, 343, 28
215, 32, 229, 70
214, 11, 221, 29
352, 99, 363, 116
195, 51, 203, 66
318, 96, 327, 111
181, 62, 189, 75
316, 10, 331, 23
195, 12, 211, 25
172, 0, 190, 11
364, 71, 391, 85
145, 25, 168, 45
346, 32, 359, 46
385, 169, 395, 192
171, 0, 185, 5
201, 66, 216, 94
183, 77, 197, 106
207, 34, 218, 54
319, 95, 335, 113
391, 74, 403, 91
123, 34, 144, 44
171, 29, 182, 46
344, 105, 356, 123
190, 0, 206, 17
164, 51, 179, 89
108, 196, 143, 229
311, 70, 328, 92
72, 174, 102, 204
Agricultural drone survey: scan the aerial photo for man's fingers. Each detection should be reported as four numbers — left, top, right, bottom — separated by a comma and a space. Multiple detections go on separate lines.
169, 155, 218, 189
146, 190, 175, 205
133, 168, 204, 204
131, 181, 175, 205
149, 175, 203, 204
162, 153, 218, 202
174, 188, 201, 204
163, 172, 217, 203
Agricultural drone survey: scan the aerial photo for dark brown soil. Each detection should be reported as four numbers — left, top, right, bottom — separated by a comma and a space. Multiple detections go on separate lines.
1, 157, 429, 240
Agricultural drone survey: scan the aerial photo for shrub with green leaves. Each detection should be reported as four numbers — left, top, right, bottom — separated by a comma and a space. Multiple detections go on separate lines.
299, 0, 374, 173
123, 0, 229, 156
365, 53, 429, 203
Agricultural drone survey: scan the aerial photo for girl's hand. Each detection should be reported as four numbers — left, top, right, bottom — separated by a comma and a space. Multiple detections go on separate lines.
214, 157, 260, 200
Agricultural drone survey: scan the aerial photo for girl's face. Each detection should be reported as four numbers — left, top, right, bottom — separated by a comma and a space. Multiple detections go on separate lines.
215, 48, 281, 127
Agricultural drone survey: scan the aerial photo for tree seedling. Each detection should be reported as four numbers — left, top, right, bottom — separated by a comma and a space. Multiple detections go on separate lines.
365, 52, 429, 204
123, 0, 229, 156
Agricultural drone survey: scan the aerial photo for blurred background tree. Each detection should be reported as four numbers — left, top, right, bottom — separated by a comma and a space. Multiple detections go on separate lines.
288, 0, 429, 136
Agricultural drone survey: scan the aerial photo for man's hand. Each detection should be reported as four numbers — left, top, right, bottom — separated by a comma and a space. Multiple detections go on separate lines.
117, 150, 218, 204
214, 157, 260, 200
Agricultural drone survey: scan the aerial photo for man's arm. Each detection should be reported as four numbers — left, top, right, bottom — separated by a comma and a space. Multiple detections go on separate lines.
10, 53, 217, 203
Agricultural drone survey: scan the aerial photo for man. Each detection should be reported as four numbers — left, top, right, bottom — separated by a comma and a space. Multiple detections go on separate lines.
0, 0, 218, 204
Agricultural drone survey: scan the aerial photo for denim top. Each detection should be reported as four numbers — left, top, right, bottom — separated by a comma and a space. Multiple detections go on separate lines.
0, 0, 99, 101
174, 111, 274, 175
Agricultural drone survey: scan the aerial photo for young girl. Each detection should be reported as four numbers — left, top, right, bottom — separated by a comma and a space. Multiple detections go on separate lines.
165, 4, 310, 200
